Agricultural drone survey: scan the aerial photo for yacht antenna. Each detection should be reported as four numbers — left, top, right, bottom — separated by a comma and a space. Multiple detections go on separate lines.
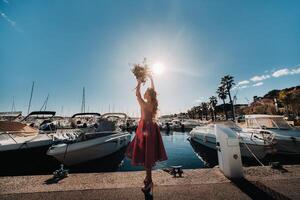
27, 81, 35, 114
40, 94, 49, 111
11, 96, 16, 112
81, 87, 86, 113
60, 106, 64, 116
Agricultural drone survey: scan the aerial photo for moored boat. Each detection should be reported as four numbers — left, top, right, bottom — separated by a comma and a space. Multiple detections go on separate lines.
189, 121, 274, 162
242, 114, 300, 156
47, 113, 131, 166
0, 111, 78, 175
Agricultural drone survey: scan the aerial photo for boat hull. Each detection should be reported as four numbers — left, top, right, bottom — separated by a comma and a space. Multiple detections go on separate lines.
190, 132, 268, 160
0, 144, 60, 176
47, 132, 131, 166
273, 138, 300, 156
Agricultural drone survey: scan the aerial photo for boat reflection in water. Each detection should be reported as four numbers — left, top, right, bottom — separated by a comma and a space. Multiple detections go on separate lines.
0, 145, 128, 176
69, 146, 128, 173
188, 138, 218, 168
189, 135, 300, 167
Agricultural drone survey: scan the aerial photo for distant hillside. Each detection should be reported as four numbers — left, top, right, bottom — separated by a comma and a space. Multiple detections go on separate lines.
244, 85, 300, 118
263, 85, 300, 99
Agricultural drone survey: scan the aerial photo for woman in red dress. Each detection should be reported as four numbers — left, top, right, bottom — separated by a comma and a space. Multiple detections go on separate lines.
126, 75, 168, 193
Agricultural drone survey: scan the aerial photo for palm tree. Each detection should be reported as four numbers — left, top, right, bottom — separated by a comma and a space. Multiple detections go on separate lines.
209, 96, 218, 121
201, 102, 208, 120
221, 75, 235, 121
195, 106, 202, 120
216, 85, 228, 120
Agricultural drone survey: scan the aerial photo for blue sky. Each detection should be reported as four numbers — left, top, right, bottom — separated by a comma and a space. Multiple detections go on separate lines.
1, 0, 300, 116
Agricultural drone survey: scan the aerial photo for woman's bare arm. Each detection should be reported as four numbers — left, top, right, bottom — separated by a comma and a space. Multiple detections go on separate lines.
136, 80, 146, 106
149, 75, 155, 90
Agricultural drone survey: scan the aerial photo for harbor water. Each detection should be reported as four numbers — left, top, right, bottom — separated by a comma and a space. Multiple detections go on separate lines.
2, 129, 299, 176
119, 131, 204, 171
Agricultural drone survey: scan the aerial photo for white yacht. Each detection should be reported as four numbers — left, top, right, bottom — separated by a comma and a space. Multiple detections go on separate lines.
47, 113, 131, 166
189, 121, 274, 161
71, 112, 102, 129
181, 119, 204, 129
242, 115, 300, 156
0, 111, 77, 174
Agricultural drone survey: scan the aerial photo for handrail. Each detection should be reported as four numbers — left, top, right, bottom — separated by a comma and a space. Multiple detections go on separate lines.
71, 112, 101, 118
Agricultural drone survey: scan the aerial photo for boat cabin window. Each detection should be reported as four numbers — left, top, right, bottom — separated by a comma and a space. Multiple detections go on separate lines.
246, 119, 259, 128
256, 117, 291, 130
246, 119, 259, 129
271, 118, 291, 129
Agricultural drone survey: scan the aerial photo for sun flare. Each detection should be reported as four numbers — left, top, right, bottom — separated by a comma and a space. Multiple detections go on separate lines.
152, 62, 165, 75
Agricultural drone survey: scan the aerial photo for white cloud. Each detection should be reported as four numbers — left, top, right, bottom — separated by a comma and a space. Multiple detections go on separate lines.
272, 68, 290, 77
291, 67, 300, 75
237, 80, 249, 86
3, 0, 9, 4
0, 11, 23, 32
253, 82, 263, 87
0, 12, 16, 27
250, 75, 270, 82
234, 64, 299, 91
240, 85, 249, 89
272, 67, 300, 77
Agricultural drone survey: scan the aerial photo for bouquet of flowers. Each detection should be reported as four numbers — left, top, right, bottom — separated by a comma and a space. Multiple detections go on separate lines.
131, 58, 151, 83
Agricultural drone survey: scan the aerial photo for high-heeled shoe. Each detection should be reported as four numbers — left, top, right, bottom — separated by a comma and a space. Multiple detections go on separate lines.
141, 179, 153, 194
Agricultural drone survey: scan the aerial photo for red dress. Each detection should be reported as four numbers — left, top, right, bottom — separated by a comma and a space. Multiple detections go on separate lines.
126, 119, 168, 169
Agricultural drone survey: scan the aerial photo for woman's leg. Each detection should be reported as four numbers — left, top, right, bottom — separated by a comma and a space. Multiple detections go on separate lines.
144, 167, 152, 184
146, 168, 152, 181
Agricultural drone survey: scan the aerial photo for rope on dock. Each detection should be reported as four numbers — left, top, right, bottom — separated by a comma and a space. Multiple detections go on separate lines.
240, 139, 265, 166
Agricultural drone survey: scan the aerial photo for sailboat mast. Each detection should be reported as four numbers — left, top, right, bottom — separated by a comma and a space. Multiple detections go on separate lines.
81, 87, 85, 113
11, 96, 15, 112
27, 81, 35, 114
40, 94, 49, 111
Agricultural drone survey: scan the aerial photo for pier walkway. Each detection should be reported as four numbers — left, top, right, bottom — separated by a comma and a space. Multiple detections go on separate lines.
1, 165, 299, 200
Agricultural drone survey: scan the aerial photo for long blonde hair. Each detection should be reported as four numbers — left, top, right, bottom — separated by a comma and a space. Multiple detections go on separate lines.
146, 88, 158, 118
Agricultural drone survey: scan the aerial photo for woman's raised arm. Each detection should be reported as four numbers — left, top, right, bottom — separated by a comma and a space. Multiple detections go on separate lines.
149, 74, 155, 90
136, 80, 146, 106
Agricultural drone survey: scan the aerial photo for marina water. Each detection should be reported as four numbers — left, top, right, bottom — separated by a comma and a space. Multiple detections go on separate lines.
119, 131, 204, 171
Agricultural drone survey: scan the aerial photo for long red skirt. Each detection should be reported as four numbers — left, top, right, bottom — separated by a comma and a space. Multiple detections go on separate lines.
126, 120, 168, 169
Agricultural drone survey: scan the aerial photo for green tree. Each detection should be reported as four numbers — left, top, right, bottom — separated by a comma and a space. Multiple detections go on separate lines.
200, 102, 209, 120
209, 96, 218, 121
279, 90, 292, 116
221, 75, 235, 121
216, 85, 228, 120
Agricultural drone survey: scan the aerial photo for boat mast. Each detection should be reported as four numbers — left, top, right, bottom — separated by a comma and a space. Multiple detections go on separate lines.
60, 106, 64, 117
40, 94, 49, 111
81, 87, 85, 113
27, 81, 35, 114
11, 96, 15, 112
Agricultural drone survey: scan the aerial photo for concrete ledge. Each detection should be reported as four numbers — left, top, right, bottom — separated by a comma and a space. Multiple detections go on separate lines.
1, 165, 300, 200
0, 183, 251, 200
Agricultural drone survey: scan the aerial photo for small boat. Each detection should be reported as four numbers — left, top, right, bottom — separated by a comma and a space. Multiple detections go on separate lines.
0, 111, 76, 174
242, 114, 300, 156
189, 121, 274, 161
70, 112, 101, 129
21, 111, 58, 133
181, 119, 204, 129
47, 113, 131, 166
